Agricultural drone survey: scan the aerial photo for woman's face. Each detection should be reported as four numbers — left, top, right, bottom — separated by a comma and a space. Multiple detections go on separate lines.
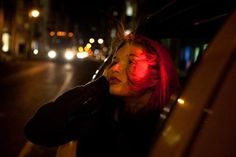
107, 43, 150, 96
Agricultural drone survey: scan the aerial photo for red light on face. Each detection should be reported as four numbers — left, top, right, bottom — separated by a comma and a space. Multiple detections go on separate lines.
127, 50, 152, 93
129, 59, 148, 82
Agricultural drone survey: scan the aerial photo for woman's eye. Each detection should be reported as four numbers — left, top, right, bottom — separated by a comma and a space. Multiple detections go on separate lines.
110, 60, 118, 66
128, 59, 136, 65
128, 59, 133, 64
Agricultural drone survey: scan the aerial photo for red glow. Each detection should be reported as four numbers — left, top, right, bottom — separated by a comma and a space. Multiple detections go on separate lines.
129, 59, 148, 82
128, 50, 153, 93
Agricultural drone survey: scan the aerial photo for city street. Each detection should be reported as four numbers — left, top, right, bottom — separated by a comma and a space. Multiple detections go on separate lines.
0, 59, 101, 157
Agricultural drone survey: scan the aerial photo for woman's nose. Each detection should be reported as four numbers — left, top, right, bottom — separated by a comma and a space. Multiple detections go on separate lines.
111, 63, 121, 72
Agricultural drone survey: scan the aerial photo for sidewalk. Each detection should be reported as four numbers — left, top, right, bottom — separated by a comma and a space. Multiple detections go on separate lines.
0, 52, 12, 63
0, 55, 37, 79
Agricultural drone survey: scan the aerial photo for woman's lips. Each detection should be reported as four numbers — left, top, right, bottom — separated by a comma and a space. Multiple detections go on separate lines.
109, 77, 121, 84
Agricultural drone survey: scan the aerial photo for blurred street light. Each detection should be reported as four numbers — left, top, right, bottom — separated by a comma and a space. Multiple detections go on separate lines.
89, 38, 95, 44
2, 32, 10, 52
28, 9, 40, 59
97, 38, 104, 44
29, 9, 40, 18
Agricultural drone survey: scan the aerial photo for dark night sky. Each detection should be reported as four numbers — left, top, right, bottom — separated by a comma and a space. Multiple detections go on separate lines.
48, 0, 174, 40
49, 0, 126, 39
49, 0, 166, 25
50, 1, 124, 24
45, 0, 236, 40
4, 0, 235, 41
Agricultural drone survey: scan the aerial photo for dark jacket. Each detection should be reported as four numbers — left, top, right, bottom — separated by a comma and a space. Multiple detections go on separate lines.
24, 76, 161, 157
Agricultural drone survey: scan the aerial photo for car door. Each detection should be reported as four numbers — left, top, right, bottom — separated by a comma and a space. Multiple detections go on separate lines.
149, 10, 236, 157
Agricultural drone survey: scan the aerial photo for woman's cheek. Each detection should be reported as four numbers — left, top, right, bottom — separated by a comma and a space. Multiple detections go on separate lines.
129, 62, 149, 82
106, 68, 112, 79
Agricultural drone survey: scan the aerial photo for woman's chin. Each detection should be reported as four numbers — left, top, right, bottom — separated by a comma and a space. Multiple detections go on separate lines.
109, 86, 129, 96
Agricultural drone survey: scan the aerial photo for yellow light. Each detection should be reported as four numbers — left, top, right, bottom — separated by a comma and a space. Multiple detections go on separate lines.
78, 46, 84, 52
84, 47, 90, 52
86, 43, 92, 49
29, 9, 40, 18
89, 38, 95, 43
2, 33, 10, 52
177, 98, 185, 104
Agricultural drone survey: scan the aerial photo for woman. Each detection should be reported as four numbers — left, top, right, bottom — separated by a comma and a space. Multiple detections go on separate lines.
24, 33, 179, 157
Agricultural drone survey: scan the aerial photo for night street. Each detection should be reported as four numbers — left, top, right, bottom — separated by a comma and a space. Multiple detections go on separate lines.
1, 0, 236, 156
0, 59, 101, 157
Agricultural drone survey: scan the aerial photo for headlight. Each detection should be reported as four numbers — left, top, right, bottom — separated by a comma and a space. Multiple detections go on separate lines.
76, 51, 88, 59
48, 50, 57, 59
64, 50, 74, 60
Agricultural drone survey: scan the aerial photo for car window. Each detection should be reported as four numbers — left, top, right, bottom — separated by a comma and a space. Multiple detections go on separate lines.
149, 10, 236, 157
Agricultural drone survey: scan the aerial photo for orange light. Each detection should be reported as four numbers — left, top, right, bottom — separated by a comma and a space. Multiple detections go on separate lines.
49, 31, 55, 36
68, 32, 74, 37
57, 31, 66, 36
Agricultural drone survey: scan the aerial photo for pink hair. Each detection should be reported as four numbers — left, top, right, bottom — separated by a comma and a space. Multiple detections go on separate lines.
120, 34, 179, 110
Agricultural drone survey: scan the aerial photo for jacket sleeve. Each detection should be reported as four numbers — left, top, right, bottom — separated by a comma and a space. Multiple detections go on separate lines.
24, 76, 110, 147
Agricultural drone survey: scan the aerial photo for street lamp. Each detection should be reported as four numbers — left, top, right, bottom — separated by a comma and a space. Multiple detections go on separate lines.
29, 9, 40, 18
28, 9, 40, 59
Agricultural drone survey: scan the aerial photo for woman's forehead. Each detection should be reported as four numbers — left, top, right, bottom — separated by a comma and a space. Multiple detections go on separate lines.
115, 43, 146, 58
